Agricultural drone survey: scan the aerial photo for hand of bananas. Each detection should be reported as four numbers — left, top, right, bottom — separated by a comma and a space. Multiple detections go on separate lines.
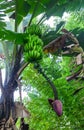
26, 24, 42, 38
24, 25, 43, 62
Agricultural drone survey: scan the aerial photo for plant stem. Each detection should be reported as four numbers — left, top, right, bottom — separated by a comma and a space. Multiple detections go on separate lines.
34, 63, 58, 99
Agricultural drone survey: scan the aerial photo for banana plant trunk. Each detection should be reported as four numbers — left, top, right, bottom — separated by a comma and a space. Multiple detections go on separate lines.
0, 47, 24, 129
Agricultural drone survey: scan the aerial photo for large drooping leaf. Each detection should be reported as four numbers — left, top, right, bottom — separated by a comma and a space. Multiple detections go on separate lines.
42, 21, 65, 45
0, 0, 15, 14
78, 31, 84, 48
0, 0, 30, 26
0, 0, 84, 28
66, 0, 84, 11
15, 0, 31, 25
67, 28, 84, 49
0, 28, 25, 44
26, 0, 84, 18
0, 1, 14, 28
26, 0, 65, 22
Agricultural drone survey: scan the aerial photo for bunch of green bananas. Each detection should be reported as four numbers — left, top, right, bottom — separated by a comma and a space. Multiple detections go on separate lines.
24, 34, 43, 62
26, 24, 42, 37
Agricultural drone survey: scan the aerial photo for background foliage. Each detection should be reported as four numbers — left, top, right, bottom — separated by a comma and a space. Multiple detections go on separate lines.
0, 0, 84, 130
22, 56, 84, 130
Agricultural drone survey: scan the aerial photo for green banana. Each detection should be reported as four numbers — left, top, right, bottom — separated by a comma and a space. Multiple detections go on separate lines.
26, 24, 42, 37
24, 32, 43, 62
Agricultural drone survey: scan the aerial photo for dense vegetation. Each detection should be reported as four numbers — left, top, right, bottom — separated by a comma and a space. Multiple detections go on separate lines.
0, 0, 84, 130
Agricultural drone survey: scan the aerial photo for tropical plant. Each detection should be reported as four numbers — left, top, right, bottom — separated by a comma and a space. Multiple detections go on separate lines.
0, 0, 84, 130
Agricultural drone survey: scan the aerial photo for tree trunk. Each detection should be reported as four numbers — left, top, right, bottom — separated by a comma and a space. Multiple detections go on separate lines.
0, 47, 23, 128
0, 82, 17, 129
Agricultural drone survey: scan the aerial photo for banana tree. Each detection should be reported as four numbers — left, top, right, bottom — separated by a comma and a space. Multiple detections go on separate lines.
0, 0, 83, 129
